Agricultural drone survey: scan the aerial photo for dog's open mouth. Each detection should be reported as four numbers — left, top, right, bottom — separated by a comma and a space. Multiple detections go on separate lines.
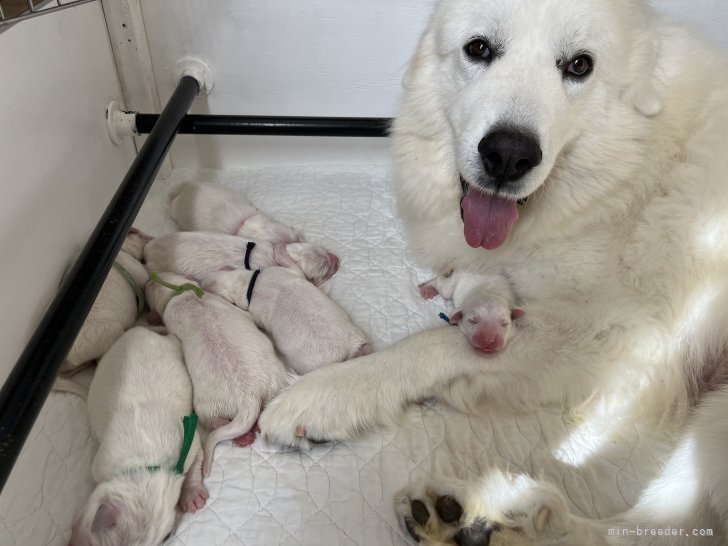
459, 176, 528, 250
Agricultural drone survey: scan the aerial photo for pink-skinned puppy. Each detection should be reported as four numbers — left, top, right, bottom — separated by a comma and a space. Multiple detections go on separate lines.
69, 327, 206, 546
144, 231, 338, 287
62, 228, 152, 374
201, 266, 372, 375
145, 273, 288, 476
419, 270, 525, 355
169, 181, 301, 244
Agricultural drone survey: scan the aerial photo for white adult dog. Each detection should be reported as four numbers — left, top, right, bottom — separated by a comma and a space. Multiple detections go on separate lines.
260, 0, 728, 544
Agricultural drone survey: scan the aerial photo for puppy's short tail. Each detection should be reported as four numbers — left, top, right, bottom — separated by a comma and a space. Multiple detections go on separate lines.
202, 408, 259, 476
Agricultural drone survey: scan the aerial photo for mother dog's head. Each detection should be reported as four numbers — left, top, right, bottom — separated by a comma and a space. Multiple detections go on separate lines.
392, 0, 663, 264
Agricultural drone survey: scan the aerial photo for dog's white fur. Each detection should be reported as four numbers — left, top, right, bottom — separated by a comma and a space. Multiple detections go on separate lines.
143, 231, 338, 287
202, 266, 372, 376
419, 270, 523, 354
169, 181, 301, 244
70, 327, 205, 546
61, 230, 151, 374
145, 273, 288, 477
259, 0, 728, 543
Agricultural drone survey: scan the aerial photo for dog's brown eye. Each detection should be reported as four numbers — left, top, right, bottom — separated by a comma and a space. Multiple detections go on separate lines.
564, 54, 593, 78
465, 39, 494, 62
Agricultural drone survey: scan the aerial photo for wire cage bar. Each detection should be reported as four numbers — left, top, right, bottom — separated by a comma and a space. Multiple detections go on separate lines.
134, 114, 391, 137
0, 0, 96, 28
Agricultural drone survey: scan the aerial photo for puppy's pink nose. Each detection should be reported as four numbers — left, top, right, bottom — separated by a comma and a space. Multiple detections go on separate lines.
471, 329, 503, 355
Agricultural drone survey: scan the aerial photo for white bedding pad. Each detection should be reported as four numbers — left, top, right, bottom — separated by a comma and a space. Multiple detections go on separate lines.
0, 165, 670, 546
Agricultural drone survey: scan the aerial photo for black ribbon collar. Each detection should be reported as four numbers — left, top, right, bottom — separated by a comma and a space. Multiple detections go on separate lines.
244, 242, 256, 270
246, 270, 261, 304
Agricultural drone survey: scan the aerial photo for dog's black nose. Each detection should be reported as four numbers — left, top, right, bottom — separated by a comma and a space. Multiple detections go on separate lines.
478, 129, 542, 183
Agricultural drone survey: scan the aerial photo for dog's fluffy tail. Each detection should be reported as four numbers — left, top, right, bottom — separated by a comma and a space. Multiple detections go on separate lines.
203, 406, 260, 476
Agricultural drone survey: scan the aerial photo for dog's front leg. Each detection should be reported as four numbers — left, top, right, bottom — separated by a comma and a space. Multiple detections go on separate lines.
259, 326, 490, 448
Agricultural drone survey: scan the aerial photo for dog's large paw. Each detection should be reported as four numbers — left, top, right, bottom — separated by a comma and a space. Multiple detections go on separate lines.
259, 363, 376, 449
396, 472, 576, 545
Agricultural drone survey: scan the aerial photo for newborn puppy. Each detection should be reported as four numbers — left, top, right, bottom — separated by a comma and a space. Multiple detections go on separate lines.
144, 231, 338, 287
62, 228, 151, 374
201, 266, 372, 375
145, 273, 288, 476
70, 327, 206, 546
419, 271, 524, 355
169, 181, 301, 244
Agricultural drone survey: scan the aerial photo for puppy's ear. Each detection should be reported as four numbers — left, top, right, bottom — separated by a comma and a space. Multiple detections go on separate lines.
273, 243, 296, 268
622, 29, 662, 117
511, 309, 525, 320
449, 311, 463, 325
91, 498, 122, 533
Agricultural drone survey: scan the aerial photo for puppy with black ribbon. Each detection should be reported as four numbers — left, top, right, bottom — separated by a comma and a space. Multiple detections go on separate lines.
144, 231, 338, 287
201, 266, 372, 375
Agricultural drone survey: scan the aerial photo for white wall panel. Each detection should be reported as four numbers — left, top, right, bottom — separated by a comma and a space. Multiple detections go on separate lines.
0, 3, 136, 382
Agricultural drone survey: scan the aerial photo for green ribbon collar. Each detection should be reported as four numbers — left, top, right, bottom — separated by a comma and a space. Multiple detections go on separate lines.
113, 261, 146, 314
142, 413, 199, 475
150, 272, 205, 299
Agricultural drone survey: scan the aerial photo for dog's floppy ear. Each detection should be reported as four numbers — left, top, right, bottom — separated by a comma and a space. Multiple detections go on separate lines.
401, 21, 439, 90
622, 26, 663, 117
449, 310, 463, 325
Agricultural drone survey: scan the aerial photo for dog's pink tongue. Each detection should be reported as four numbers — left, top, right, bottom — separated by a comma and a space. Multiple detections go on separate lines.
461, 189, 519, 249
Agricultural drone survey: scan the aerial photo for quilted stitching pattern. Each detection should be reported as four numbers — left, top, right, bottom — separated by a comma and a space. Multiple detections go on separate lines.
0, 166, 670, 546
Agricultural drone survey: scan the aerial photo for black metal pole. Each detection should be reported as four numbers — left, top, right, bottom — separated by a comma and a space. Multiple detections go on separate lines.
134, 114, 391, 137
0, 76, 200, 492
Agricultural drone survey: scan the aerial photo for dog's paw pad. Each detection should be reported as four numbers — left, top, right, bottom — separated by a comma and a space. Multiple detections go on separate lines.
411, 499, 430, 525
404, 517, 422, 542
435, 495, 463, 524
453, 519, 497, 546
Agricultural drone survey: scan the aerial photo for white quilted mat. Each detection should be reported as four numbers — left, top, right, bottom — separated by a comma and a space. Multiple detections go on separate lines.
0, 165, 671, 546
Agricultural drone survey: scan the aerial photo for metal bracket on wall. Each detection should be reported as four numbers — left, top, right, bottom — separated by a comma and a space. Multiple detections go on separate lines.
107, 58, 215, 145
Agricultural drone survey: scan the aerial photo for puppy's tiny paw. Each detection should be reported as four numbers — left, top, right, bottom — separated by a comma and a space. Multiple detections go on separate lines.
232, 423, 260, 447
419, 282, 440, 300
179, 484, 209, 513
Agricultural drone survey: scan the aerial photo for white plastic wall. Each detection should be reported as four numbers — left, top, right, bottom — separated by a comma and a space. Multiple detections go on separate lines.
141, 0, 432, 169
0, 3, 135, 384
139, 0, 727, 171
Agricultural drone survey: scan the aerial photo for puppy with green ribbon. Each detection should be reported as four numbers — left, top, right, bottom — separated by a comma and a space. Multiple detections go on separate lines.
146, 272, 288, 476
62, 228, 151, 376
70, 327, 206, 546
